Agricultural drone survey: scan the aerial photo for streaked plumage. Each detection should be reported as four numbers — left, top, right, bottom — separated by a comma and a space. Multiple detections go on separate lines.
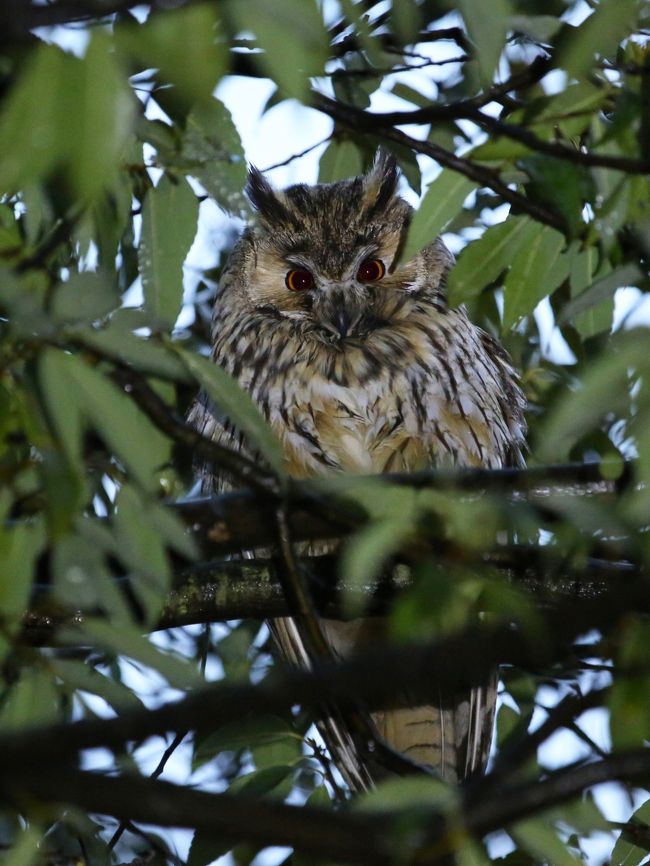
190, 152, 526, 790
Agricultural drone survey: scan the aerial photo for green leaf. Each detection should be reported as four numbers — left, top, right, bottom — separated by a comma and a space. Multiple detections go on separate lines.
53, 532, 128, 617
508, 14, 562, 42
73, 619, 203, 690
609, 620, 650, 751
175, 347, 286, 476
459, 0, 511, 85
557, 0, 639, 79
0, 37, 134, 200
1, 826, 42, 866
538, 329, 649, 461
0, 204, 22, 255
502, 225, 568, 329
39, 349, 171, 489
521, 155, 589, 237
447, 216, 532, 306
69, 319, 190, 381
340, 515, 414, 615
559, 263, 643, 325
52, 271, 119, 323
230, 0, 328, 100
180, 100, 248, 214
230, 765, 294, 797
51, 658, 143, 712
611, 799, 650, 866
0, 669, 60, 731
357, 776, 457, 814
139, 174, 199, 327
114, 485, 171, 616
188, 830, 233, 866
318, 139, 364, 184
0, 519, 45, 637
117, 4, 226, 109
400, 170, 477, 265
512, 818, 583, 866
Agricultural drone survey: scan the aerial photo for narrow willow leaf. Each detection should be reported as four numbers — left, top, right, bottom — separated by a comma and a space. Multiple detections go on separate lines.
139, 174, 199, 327
0, 670, 60, 731
114, 484, 170, 620
231, 0, 328, 100
230, 765, 294, 797
39, 349, 171, 489
68, 323, 190, 381
0, 37, 134, 200
357, 775, 457, 813
557, 0, 638, 79
611, 799, 650, 866
38, 350, 84, 468
52, 271, 119, 323
559, 263, 643, 324
76, 619, 204, 690
74, 34, 136, 201
0, 520, 45, 629
175, 347, 286, 476
318, 139, 364, 184
447, 216, 531, 306
53, 532, 132, 622
507, 14, 562, 42
400, 170, 477, 265
340, 516, 413, 615
117, 4, 225, 107
521, 155, 589, 237
574, 299, 614, 339
539, 329, 649, 461
188, 831, 232, 866
51, 659, 143, 711
511, 818, 583, 866
502, 225, 567, 329
181, 99, 248, 215
459, 0, 510, 84
1, 826, 42, 866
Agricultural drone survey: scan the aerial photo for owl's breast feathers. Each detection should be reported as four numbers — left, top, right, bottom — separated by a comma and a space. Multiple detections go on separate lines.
208, 294, 526, 478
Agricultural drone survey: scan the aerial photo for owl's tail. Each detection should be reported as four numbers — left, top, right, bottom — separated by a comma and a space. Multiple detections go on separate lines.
270, 616, 497, 791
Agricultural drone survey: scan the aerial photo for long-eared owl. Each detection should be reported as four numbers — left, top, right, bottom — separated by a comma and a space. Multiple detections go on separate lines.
189, 151, 527, 791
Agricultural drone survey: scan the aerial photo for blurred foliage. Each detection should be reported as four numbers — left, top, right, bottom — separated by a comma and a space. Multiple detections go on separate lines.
0, 0, 649, 864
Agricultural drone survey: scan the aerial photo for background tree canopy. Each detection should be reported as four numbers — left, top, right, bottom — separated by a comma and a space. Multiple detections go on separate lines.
0, 0, 649, 864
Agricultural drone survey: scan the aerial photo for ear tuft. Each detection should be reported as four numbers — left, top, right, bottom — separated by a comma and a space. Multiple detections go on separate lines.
246, 166, 291, 223
362, 149, 399, 213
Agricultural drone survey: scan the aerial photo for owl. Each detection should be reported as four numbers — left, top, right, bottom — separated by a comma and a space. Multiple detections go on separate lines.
189, 151, 527, 791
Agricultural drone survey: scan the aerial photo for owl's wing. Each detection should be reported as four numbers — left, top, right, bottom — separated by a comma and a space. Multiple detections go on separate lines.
269, 616, 375, 792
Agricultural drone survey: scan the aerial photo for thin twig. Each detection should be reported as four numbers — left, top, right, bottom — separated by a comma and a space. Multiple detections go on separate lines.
467, 108, 650, 174
260, 136, 332, 172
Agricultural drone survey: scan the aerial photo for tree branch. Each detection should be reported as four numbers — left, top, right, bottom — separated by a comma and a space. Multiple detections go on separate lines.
7, 578, 650, 777
467, 109, 650, 174
4, 768, 395, 866
314, 93, 570, 233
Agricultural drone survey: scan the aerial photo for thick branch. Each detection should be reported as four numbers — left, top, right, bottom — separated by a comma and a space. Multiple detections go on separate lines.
7, 578, 650, 777
2, 768, 395, 866
467, 749, 650, 836
23, 550, 644, 641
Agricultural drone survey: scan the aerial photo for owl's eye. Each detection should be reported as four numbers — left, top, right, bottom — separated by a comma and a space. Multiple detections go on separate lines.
357, 258, 386, 283
285, 269, 314, 292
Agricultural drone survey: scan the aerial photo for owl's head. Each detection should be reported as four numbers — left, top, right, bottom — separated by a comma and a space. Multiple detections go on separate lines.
238, 151, 452, 341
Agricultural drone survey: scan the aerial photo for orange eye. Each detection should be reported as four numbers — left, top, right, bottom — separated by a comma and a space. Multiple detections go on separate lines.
357, 258, 385, 282
285, 269, 314, 292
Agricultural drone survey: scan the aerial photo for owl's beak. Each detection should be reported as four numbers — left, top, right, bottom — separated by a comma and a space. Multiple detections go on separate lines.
314, 285, 365, 340
334, 309, 351, 338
